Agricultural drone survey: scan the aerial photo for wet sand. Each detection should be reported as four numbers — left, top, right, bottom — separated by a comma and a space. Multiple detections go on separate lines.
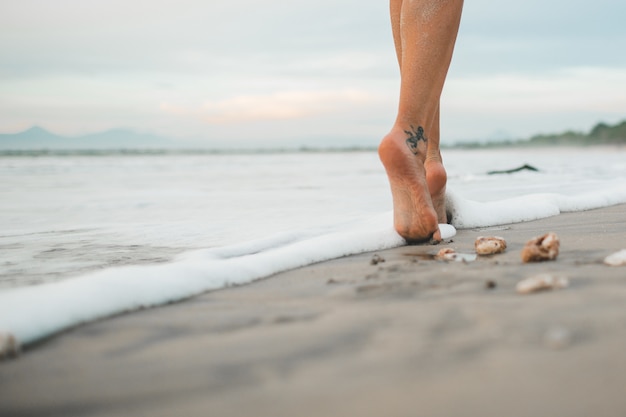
1, 204, 626, 417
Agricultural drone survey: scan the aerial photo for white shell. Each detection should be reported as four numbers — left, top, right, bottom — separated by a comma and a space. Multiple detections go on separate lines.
475, 236, 507, 255
516, 274, 569, 294
439, 223, 457, 240
604, 249, 626, 266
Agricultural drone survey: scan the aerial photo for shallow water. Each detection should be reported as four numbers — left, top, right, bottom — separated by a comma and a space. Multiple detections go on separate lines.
0, 152, 387, 288
2, 147, 626, 347
1, 147, 625, 289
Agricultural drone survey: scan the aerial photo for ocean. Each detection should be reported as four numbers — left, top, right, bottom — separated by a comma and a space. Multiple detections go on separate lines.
1, 147, 626, 348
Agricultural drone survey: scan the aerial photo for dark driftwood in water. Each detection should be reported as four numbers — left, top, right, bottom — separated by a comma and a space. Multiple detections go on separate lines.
488, 164, 539, 175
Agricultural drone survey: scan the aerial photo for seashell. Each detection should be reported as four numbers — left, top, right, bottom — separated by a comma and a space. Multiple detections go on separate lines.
0, 332, 20, 359
475, 236, 507, 255
435, 248, 458, 261
521, 232, 560, 263
435, 248, 476, 262
516, 274, 569, 294
604, 249, 626, 266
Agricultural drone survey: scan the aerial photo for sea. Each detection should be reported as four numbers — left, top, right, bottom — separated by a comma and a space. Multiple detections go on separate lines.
1, 147, 626, 348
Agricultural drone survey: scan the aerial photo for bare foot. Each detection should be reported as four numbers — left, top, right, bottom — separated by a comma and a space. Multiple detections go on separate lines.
425, 158, 447, 224
379, 128, 440, 243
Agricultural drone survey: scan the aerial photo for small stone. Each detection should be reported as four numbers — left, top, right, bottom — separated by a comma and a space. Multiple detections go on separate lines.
521, 232, 560, 263
0, 332, 20, 359
516, 274, 569, 294
485, 280, 497, 289
604, 249, 626, 266
475, 236, 507, 255
370, 254, 385, 265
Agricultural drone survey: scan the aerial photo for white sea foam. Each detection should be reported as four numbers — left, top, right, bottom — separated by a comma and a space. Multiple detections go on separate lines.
0, 214, 454, 347
447, 182, 626, 228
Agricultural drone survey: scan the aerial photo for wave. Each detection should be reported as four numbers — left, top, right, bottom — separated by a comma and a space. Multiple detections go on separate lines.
447, 183, 626, 228
1, 185, 625, 352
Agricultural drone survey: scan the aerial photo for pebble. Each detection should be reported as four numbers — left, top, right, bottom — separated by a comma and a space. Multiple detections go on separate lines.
521, 232, 560, 263
475, 236, 507, 255
604, 249, 626, 266
0, 332, 20, 359
516, 273, 569, 294
370, 254, 385, 265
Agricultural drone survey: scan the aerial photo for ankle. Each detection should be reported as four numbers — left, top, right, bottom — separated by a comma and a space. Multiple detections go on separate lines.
424, 159, 447, 193
381, 127, 428, 160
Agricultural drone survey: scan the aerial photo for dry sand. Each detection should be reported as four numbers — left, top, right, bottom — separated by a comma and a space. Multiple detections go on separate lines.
1, 204, 626, 417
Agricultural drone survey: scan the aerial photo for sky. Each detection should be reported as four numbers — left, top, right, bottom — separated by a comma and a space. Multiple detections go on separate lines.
1, 0, 625, 148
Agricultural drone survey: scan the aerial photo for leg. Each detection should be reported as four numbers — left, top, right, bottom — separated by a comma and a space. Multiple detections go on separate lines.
391, 0, 448, 225
380, 0, 462, 242
425, 104, 448, 225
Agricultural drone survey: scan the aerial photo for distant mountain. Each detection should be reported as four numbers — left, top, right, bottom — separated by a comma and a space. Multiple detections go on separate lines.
0, 126, 180, 150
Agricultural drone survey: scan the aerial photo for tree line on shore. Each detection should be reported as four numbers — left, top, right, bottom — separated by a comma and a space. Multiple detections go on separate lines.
450, 119, 626, 149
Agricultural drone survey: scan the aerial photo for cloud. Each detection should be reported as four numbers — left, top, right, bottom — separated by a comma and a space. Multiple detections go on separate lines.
446, 67, 626, 114
1, 0, 625, 143
161, 90, 376, 124
0, 0, 390, 78
438, 66, 626, 142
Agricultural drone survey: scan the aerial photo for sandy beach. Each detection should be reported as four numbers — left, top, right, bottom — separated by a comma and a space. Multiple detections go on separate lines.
1, 204, 626, 417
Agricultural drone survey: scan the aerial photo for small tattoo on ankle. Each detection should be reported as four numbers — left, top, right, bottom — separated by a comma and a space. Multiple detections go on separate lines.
405, 125, 428, 155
